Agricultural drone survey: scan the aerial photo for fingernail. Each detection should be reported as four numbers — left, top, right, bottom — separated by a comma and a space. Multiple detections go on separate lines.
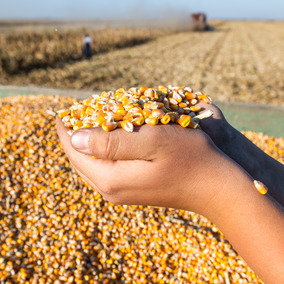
71, 131, 89, 152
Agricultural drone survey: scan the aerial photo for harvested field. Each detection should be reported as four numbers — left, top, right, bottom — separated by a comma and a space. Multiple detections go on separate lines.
0, 21, 283, 106
2, 94, 283, 283
0, 27, 171, 74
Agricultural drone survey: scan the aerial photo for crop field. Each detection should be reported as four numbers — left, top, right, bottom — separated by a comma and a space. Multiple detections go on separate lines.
0, 20, 283, 283
1, 21, 283, 106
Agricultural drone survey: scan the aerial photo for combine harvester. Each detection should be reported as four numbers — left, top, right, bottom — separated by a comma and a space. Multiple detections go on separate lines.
190, 13, 214, 31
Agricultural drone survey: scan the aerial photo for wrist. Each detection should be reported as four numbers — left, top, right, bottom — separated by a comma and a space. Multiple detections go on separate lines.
211, 124, 284, 207
199, 153, 254, 221
181, 141, 253, 219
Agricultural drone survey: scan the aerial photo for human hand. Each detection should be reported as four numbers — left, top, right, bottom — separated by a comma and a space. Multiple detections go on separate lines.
56, 115, 244, 216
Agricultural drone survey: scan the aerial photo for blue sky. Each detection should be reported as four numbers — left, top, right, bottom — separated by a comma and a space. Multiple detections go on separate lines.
0, 0, 283, 20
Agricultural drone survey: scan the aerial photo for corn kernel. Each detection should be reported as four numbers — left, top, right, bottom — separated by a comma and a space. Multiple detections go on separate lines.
120, 120, 134, 132
132, 116, 145, 126
160, 114, 171, 124
102, 121, 117, 132
177, 115, 191, 128
253, 180, 268, 195
151, 109, 165, 119
145, 117, 159, 125
57, 109, 70, 119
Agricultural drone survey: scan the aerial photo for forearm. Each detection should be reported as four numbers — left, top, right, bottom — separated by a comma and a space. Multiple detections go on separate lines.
205, 159, 284, 284
210, 121, 284, 207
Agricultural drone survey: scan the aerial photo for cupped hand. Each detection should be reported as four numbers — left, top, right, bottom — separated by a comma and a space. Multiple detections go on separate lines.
56, 115, 243, 216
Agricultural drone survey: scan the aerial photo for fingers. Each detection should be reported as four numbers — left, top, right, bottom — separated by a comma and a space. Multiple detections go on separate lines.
56, 116, 116, 181
56, 116, 152, 196
67, 120, 174, 161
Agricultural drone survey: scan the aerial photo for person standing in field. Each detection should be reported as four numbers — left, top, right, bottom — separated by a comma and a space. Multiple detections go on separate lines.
83, 34, 92, 59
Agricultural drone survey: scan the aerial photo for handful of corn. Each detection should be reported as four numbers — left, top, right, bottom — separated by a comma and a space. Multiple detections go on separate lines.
57, 85, 213, 135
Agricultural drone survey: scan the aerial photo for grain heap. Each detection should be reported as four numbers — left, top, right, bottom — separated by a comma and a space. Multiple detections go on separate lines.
1, 94, 283, 283
57, 86, 213, 135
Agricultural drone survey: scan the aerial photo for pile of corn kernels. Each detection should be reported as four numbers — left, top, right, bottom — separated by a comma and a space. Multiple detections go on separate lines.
57, 86, 213, 135
1, 94, 283, 284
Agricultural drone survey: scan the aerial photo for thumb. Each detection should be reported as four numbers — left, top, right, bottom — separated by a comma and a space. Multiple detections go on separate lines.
71, 126, 162, 160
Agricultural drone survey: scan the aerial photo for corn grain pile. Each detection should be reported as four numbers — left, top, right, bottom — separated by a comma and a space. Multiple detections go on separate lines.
57, 86, 212, 135
1, 94, 284, 283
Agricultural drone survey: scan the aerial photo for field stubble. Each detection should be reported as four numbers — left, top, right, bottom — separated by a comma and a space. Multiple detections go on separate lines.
0, 21, 283, 106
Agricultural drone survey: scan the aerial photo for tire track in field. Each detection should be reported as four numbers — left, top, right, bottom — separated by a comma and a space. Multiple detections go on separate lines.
87, 31, 214, 89
241, 23, 266, 83
134, 31, 206, 60
196, 29, 229, 91
241, 22, 284, 104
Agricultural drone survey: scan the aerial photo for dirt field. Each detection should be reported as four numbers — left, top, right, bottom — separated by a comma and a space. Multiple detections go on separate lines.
0, 21, 283, 106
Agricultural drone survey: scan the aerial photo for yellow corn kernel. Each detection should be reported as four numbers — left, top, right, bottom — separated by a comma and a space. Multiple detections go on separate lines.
111, 113, 124, 122
102, 122, 118, 132
62, 115, 72, 127
116, 109, 127, 117
93, 115, 106, 127
253, 180, 268, 195
185, 91, 196, 100
92, 109, 105, 117
160, 114, 171, 124
71, 104, 87, 117
145, 117, 159, 125
85, 106, 96, 116
123, 113, 134, 122
132, 116, 145, 126
169, 98, 178, 106
142, 108, 152, 118
190, 98, 198, 106
75, 120, 83, 127
120, 120, 134, 132
57, 109, 70, 119
124, 103, 138, 111
173, 92, 183, 103
82, 122, 92, 128
190, 106, 201, 112
177, 115, 191, 128
158, 85, 168, 94
139, 86, 148, 94
142, 102, 151, 109
70, 109, 81, 119
178, 102, 187, 109
94, 102, 103, 110
83, 98, 93, 106
115, 88, 125, 94
128, 106, 143, 114
120, 97, 132, 105
197, 93, 211, 104
144, 88, 156, 98
151, 109, 165, 119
